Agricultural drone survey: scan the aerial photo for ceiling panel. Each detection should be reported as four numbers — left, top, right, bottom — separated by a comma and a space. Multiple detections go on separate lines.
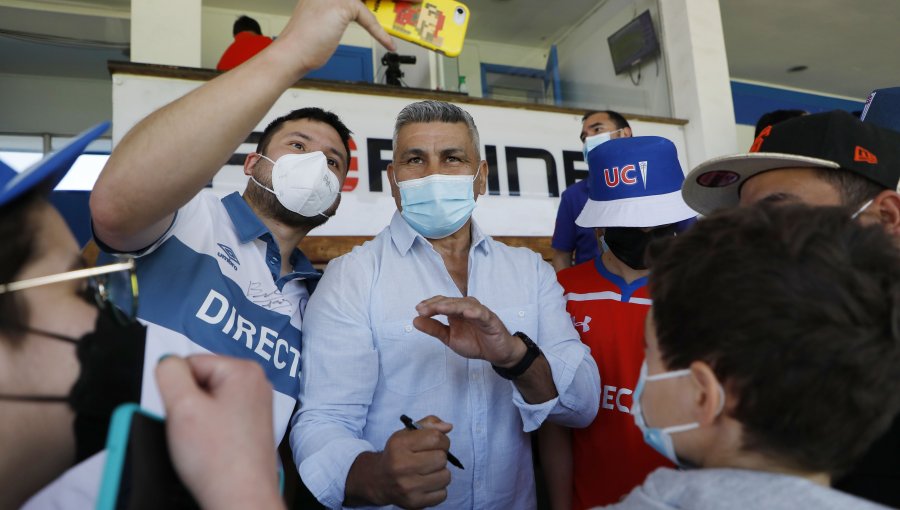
2, 0, 899, 99
720, 0, 900, 99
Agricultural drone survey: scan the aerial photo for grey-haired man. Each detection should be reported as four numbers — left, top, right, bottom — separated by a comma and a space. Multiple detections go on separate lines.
292, 100, 600, 509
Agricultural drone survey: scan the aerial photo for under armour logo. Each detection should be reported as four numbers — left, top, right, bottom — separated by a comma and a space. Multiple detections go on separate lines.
573, 315, 592, 333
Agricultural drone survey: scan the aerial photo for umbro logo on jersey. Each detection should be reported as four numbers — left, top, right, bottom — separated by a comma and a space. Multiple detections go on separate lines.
217, 243, 240, 270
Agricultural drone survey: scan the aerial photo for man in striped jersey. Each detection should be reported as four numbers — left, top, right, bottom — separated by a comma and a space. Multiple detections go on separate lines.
540, 136, 696, 509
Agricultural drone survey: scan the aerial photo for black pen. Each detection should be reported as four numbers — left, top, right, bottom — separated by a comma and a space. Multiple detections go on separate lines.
400, 414, 465, 470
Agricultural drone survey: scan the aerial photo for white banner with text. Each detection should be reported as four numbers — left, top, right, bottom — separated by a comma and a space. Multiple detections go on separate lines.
112, 74, 687, 236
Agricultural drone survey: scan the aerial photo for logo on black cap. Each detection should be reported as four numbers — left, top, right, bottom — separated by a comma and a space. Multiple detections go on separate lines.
854, 146, 878, 164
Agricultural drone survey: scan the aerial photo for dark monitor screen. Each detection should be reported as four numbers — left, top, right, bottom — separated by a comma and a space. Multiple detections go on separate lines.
607, 10, 660, 75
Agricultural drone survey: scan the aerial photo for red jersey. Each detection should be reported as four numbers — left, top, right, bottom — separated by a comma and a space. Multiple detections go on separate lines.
216, 32, 273, 71
557, 258, 674, 509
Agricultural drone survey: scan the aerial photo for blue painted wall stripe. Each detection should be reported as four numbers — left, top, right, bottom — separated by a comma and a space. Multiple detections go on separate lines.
731, 81, 865, 126
305, 44, 374, 83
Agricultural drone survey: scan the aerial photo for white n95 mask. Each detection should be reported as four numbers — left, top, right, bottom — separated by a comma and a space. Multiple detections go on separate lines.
251, 152, 340, 217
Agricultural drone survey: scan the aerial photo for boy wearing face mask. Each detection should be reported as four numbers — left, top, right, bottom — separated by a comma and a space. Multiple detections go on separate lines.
0, 125, 284, 510
540, 136, 697, 509
551, 110, 632, 272
606, 204, 900, 510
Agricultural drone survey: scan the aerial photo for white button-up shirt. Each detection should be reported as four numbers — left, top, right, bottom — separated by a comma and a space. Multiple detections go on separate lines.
292, 212, 600, 509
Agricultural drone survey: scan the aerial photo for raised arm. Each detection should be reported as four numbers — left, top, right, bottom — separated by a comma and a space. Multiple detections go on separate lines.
90, 0, 395, 251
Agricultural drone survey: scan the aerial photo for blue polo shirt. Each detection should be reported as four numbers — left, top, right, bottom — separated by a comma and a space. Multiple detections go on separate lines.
552, 180, 600, 265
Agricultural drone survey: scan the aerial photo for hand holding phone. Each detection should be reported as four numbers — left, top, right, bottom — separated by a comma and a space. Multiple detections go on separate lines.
98, 356, 284, 510
156, 355, 283, 510
365, 0, 470, 57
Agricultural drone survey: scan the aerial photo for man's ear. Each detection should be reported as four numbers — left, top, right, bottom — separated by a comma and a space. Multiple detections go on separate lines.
689, 361, 726, 426
387, 163, 399, 200
622, 126, 633, 138
475, 160, 489, 198
872, 190, 900, 237
244, 152, 262, 177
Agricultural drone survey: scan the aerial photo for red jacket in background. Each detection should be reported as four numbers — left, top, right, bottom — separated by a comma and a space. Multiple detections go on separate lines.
216, 31, 273, 71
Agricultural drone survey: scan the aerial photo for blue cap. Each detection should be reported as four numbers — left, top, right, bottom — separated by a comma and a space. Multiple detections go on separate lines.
576, 136, 696, 228
0, 121, 110, 208
861, 87, 900, 134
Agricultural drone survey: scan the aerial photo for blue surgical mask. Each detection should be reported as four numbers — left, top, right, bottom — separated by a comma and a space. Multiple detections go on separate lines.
395, 168, 480, 239
631, 361, 725, 466
583, 128, 625, 161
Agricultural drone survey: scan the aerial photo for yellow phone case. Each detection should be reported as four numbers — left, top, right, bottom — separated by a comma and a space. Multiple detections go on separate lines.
366, 0, 470, 58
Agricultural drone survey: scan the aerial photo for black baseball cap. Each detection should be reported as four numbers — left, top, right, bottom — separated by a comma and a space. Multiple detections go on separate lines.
682, 111, 900, 215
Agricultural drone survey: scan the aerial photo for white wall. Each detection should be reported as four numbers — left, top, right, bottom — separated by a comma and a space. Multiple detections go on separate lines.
554, 0, 670, 116
735, 123, 755, 152
658, 0, 736, 167
0, 73, 111, 135
131, 0, 200, 67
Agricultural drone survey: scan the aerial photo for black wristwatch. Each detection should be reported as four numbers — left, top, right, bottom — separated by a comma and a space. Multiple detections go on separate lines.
492, 332, 542, 380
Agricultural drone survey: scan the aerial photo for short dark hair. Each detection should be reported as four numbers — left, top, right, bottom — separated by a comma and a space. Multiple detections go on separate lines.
813, 166, 886, 208
234, 15, 262, 37
649, 204, 900, 475
754, 109, 807, 137
0, 191, 43, 341
581, 110, 630, 130
256, 108, 353, 171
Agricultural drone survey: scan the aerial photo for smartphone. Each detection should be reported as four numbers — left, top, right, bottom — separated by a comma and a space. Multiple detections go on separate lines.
365, 0, 470, 57
96, 404, 200, 510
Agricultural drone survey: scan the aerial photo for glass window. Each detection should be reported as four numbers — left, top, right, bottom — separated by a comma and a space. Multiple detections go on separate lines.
0, 134, 110, 191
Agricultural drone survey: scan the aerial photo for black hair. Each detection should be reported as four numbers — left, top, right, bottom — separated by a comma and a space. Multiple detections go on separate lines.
0, 191, 43, 340
233, 15, 262, 37
256, 108, 353, 171
581, 110, 631, 130
649, 203, 900, 475
813, 167, 886, 209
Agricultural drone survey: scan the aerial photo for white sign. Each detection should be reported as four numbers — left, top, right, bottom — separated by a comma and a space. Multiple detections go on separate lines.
112, 74, 686, 236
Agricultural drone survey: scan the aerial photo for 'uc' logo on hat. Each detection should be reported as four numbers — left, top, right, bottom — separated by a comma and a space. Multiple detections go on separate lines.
577, 136, 696, 228
603, 161, 649, 188
587, 136, 684, 201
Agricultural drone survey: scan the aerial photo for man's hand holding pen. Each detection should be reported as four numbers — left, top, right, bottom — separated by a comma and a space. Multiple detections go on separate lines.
359, 415, 454, 508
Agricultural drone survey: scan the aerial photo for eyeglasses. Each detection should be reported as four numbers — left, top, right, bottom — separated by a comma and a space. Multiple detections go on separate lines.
0, 258, 139, 325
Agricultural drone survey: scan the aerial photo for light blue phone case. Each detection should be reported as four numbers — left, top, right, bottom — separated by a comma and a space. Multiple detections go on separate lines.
96, 403, 161, 510
95, 403, 285, 509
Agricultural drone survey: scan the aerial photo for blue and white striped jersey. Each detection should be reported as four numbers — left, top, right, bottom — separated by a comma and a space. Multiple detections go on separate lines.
118, 190, 320, 440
